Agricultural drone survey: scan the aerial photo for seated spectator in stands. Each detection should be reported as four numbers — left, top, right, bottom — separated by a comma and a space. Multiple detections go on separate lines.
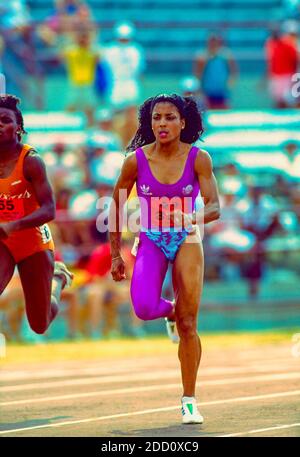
43, 142, 87, 192
194, 34, 238, 109
264, 21, 299, 108
53, 187, 84, 247
239, 186, 281, 298
103, 21, 145, 110
60, 31, 99, 122
239, 186, 280, 241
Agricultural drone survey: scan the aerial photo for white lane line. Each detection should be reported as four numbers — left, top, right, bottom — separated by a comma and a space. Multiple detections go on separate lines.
218, 423, 300, 437
2, 366, 300, 393
2, 372, 300, 406
1, 389, 300, 435
1, 360, 297, 383
1, 348, 295, 381
0, 370, 180, 392
0, 358, 169, 381
1, 383, 180, 406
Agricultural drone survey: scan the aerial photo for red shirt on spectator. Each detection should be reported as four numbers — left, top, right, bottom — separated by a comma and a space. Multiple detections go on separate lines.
85, 242, 134, 281
86, 243, 112, 278
265, 36, 298, 76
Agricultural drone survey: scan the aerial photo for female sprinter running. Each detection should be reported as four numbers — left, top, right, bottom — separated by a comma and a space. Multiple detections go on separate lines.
0, 94, 73, 335
109, 94, 220, 424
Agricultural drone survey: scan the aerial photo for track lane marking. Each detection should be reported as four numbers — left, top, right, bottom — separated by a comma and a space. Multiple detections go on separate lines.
1, 372, 300, 406
2, 366, 300, 393
3, 361, 293, 382
1, 389, 300, 435
218, 423, 300, 437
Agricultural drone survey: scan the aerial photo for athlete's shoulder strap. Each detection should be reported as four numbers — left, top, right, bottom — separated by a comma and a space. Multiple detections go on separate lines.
14, 144, 38, 178
189, 146, 200, 172
135, 147, 148, 174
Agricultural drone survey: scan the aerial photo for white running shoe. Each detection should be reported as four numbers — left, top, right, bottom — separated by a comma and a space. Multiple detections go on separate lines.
165, 318, 179, 344
181, 397, 204, 425
54, 261, 74, 288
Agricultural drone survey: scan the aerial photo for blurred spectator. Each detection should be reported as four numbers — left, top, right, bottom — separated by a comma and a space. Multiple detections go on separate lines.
0, 2, 48, 108
207, 178, 250, 282
194, 34, 238, 109
60, 31, 99, 121
39, 0, 95, 48
218, 163, 247, 200
53, 247, 81, 339
13, 24, 47, 109
264, 21, 299, 108
239, 187, 280, 239
113, 104, 139, 149
216, 179, 243, 231
238, 186, 281, 298
86, 108, 122, 152
43, 142, 88, 192
179, 75, 206, 111
57, 0, 95, 35
0, 272, 24, 342
94, 57, 113, 108
89, 150, 123, 188
103, 21, 146, 109
0, 1, 31, 31
79, 240, 145, 339
280, 140, 300, 182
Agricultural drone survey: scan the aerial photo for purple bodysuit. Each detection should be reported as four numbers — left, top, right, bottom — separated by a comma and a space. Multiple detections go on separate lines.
130, 145, 200, 321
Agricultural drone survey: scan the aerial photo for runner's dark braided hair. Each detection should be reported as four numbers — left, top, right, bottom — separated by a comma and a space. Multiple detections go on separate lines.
126, 93, 204, 153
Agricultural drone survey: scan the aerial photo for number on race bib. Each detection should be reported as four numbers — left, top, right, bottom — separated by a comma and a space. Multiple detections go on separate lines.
0, 199, 24, 220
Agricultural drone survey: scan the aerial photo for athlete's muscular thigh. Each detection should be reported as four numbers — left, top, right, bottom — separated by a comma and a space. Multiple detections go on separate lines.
0, 242, 16, 294
172, 235, 204, 318
17, 249, 54, 310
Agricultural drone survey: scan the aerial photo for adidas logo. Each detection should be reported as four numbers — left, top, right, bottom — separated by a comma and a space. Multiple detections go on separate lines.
186, 403, 193, 414
140, 184, 152, 195
182, 184, 193, 195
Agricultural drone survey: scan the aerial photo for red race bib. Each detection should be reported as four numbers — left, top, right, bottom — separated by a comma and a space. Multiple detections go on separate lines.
0, 199, 25, 221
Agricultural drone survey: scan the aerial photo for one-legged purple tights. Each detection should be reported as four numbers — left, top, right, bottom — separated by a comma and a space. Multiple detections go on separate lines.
130, 232, 174, 321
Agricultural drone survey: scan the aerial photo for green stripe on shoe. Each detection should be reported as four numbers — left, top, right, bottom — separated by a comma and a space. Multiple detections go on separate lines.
187, 403, 193, 414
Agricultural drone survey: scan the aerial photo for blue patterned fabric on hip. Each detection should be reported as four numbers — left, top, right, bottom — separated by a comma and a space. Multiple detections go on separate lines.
144, 229, 188, 261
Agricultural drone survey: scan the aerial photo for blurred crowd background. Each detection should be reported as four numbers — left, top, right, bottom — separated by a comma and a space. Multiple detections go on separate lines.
0, 0, 300, 343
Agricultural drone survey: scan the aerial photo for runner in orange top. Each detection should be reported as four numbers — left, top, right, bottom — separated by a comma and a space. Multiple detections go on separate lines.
0, 94, 73, 334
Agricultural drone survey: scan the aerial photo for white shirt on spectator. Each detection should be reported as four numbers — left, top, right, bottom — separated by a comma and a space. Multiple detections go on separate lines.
103, 41, 145, 108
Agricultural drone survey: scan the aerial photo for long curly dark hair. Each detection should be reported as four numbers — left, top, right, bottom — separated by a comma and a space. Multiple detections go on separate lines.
126, 93, 204, 153
0, 94, 27, 141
